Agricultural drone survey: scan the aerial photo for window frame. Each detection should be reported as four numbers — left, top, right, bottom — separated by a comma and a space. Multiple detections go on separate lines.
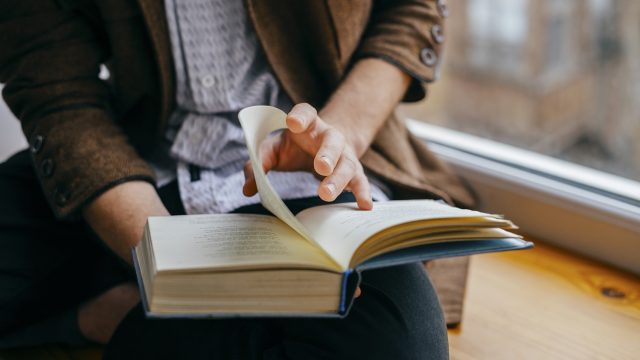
407, 119, 640, 275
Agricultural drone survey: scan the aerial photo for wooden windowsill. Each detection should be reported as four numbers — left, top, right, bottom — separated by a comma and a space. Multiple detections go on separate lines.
448, 240, 640, 359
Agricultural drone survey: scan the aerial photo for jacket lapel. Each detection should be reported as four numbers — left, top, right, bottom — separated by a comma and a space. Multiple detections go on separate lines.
136, 0, 174, 128
245, 0, 334, 107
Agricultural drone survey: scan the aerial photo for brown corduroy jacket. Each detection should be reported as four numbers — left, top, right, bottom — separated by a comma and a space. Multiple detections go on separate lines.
0, 0, 473, 219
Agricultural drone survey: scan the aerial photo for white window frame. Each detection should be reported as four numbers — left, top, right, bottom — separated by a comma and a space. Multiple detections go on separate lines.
406, 119, 640, 275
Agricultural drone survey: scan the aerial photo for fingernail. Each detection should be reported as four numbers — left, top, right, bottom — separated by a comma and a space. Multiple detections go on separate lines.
326, 183, 336, 196
320, 156, 331, 168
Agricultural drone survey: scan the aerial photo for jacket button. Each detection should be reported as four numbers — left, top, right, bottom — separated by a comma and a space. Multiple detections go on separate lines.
201, 75, 215, 88
431, 24, 445, 44
31, 135, 45, 154
420, 48, 438, 67
41, 158, 55, 177
437, 0, 450, 18
54, 187, 71, 207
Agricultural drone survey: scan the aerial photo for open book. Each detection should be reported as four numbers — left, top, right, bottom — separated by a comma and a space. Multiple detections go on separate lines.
134, 106, 533, 318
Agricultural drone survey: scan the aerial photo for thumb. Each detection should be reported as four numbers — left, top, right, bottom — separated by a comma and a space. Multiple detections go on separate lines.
242, 161, 257, 196
243, 136, 281, 197
258, 134, 281, 174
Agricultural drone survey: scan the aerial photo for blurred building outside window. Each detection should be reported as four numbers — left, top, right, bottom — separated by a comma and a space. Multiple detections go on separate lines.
467, 0, 529, 76
398, 0, 640, 183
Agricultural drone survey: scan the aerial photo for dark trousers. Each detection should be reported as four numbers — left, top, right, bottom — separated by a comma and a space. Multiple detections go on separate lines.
0, 150, 448, 359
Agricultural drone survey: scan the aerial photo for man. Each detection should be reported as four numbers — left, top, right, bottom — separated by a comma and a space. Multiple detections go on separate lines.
0, 0, 473, 358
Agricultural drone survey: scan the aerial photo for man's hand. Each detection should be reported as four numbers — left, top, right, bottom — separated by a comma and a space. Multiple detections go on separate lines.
242, 58, 411, 211
242, 103, 373, 210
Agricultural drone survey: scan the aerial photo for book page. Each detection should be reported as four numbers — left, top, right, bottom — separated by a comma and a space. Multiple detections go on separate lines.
238, 106, 315, 242
148, 214, 340, 272
296, 200, 497, 269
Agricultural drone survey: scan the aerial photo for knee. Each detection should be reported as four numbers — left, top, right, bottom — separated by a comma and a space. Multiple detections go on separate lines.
361, 296, 449, 360
350, 311, 448, 360
354, 264, 449, 359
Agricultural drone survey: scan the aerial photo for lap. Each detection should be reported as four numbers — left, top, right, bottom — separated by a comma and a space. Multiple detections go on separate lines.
1, 151, 448, 358
105, 263, 447, 360
0, 151, 130, 337
272, 263, 448, 360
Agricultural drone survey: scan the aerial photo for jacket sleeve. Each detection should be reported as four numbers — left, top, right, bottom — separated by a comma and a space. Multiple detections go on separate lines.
355, 0, 448, 102
0, 0, 156, 220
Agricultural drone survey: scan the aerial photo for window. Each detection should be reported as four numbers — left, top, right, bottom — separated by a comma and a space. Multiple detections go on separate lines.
400, 0, 640, 274
544, 1, 573, 73
466, 0, 529, 77
400, 0, 640, 184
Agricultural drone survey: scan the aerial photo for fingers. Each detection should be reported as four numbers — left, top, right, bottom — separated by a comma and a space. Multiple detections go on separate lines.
259, 136, 280, 174
242, 161, 257, 197
286, 103, 318, 134
314, 128, 345, 176
318, 154, 356, 202
243, 137, 279, 197
242, 136, 281, 196
268, 103, 374, 210
354, 287, 362, 298
347, 170, 373, 210
286, 103, 345, 175
244, 133, 317, 196
319, 152, 372, 210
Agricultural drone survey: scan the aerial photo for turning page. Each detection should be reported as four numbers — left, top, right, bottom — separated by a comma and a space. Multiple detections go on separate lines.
238, 106, 315, 241
238, 106, 340, 268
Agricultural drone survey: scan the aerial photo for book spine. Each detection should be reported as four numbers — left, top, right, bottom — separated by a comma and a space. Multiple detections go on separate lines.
131, 247, 152, 315
339, 269, 353, 315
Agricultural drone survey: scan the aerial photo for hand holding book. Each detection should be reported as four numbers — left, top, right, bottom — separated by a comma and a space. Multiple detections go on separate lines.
133, 106, 533, 318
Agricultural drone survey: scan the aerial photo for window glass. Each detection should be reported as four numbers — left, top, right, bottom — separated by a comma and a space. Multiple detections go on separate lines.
398, 0, 640, 182
467, 0, 529, 75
